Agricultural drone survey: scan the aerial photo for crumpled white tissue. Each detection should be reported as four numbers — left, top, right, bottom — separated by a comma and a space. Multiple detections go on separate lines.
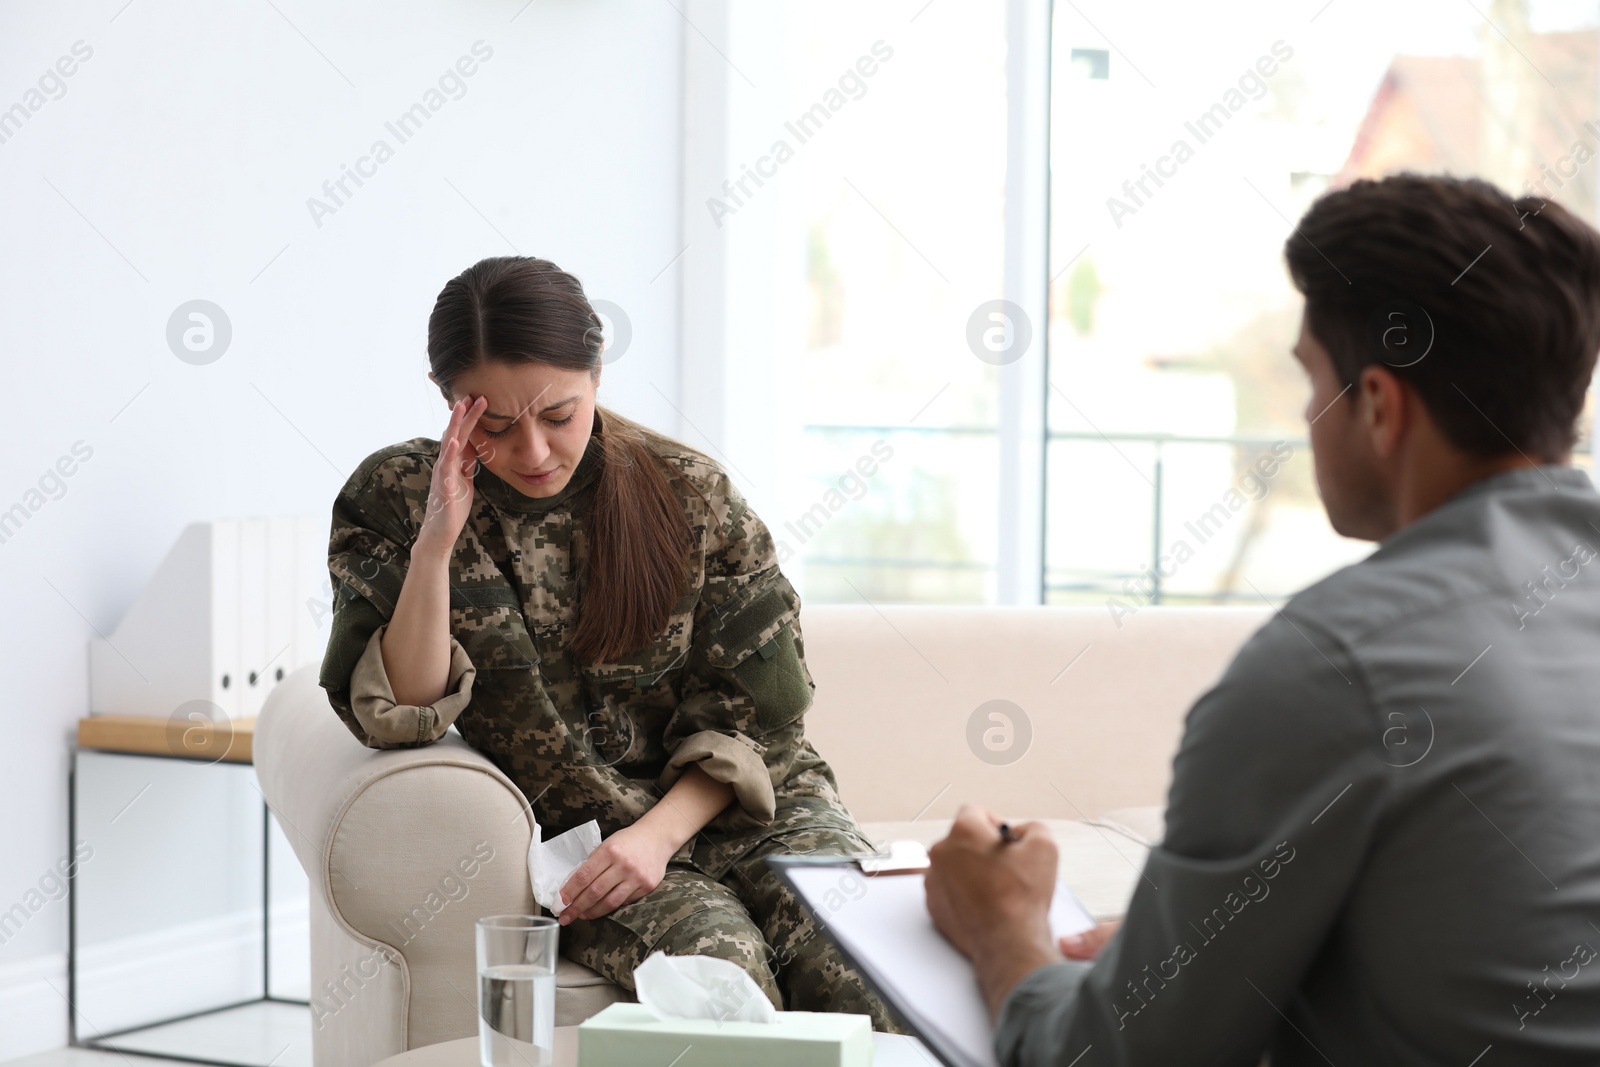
527, 818, 603, 916
634, 951, 778, 1024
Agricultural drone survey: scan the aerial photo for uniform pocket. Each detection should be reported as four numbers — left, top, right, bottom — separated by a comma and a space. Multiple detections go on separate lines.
732, 626, 812, 731
702, 573, 813, 731
700, 578, 796, 669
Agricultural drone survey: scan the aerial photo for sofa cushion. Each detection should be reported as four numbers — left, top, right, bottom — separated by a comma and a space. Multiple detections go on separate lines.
1088, 805, 1167, 848
554, 956, 631, 1024
801, 606, 1269, 824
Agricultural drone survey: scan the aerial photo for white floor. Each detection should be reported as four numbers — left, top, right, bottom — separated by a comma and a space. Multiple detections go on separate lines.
0, 1002, 311, 1067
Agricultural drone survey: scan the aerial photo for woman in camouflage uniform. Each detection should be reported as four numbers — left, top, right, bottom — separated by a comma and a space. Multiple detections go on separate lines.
318, 255, 897, 1029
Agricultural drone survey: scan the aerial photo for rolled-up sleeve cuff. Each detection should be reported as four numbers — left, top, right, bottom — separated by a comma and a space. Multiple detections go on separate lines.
657, 730, 776, 824
994, 959, 1093, 1067
349, 623, 476, 746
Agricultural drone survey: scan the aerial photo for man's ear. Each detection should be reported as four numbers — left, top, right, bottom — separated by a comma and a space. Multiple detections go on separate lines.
1358, 364, 1409, 458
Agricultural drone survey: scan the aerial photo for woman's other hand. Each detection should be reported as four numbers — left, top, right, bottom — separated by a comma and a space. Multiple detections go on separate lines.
557, 822, 675, 924
415, 395, 487, 560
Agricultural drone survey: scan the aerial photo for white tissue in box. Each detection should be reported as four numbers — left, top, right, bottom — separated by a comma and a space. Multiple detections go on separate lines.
635, 952, 777, 1023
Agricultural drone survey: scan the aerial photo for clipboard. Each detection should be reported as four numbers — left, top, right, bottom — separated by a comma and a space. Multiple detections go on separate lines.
766, 848, 1096, 1067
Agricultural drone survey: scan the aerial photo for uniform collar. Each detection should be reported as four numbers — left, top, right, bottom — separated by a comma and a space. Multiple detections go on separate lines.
471, 408, 606, 517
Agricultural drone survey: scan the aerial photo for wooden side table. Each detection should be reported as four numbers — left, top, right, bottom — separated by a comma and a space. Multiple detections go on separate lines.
70, 713, 309, 1067
77, 713, 257, 765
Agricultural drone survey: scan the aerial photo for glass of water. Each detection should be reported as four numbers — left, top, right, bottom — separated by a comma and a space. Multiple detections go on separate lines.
475, 915, 558, 1067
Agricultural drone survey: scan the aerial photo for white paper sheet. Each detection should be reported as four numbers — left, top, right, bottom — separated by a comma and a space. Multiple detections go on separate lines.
785, 867, 1094, 1067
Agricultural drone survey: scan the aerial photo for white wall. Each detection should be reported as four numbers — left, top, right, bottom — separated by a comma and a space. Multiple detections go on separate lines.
0, 1, 685, 1056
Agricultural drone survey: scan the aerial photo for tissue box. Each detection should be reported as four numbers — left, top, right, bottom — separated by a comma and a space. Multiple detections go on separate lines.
577, 1002, 873, 1067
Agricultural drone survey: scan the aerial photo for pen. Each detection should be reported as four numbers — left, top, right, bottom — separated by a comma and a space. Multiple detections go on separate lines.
998, 822, 1018, 844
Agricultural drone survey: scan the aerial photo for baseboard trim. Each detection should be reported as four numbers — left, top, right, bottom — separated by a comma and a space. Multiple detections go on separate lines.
77, 903, 309, 1034
0, 900, 309, 1058
0, 951, 68, 1060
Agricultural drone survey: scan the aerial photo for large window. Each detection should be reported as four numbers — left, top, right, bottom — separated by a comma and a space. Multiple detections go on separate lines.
772, 2, 1011, 603
747, 0, 1599, 606
1044, 0, 1597, 606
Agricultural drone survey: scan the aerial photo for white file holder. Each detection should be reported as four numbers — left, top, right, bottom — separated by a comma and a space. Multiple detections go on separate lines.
88, 515, 331, 720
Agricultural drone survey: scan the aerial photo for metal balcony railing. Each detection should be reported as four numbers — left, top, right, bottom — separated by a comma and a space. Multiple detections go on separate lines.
799, 423, 1595, 604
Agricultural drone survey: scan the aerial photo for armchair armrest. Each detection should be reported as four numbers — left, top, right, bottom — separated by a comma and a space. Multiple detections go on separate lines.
256, 664, 536, 1059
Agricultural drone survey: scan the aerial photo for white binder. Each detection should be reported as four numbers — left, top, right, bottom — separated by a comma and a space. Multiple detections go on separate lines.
292, 513, 332, 671
88, 515, 332, 721
264, 516, 298, 700
238, 518, 268, 718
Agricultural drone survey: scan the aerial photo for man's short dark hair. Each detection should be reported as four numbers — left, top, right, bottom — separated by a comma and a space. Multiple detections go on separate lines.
1285, 173, 1600, 461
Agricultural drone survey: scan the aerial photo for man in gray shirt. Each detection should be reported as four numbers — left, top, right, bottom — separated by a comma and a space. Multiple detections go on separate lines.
924, 175, 1600, 1064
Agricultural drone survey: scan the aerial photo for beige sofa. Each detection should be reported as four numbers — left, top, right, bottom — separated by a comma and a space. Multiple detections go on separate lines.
255, 604, 1269, 1066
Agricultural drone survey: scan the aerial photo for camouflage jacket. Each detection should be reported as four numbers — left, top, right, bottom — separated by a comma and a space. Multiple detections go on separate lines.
318, 411, 862, 879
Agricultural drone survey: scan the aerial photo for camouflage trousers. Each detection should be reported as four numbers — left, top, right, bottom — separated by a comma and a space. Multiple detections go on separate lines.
559, 825, 904, 1034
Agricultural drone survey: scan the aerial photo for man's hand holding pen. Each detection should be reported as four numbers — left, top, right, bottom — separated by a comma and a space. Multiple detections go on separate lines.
925, 804, 1065, 1021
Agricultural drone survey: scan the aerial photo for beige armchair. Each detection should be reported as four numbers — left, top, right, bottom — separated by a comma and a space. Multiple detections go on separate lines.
255, 604, 1269, 1066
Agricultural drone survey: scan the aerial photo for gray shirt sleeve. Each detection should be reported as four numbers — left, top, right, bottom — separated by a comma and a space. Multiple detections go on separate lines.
994, 612, 1390, 1066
